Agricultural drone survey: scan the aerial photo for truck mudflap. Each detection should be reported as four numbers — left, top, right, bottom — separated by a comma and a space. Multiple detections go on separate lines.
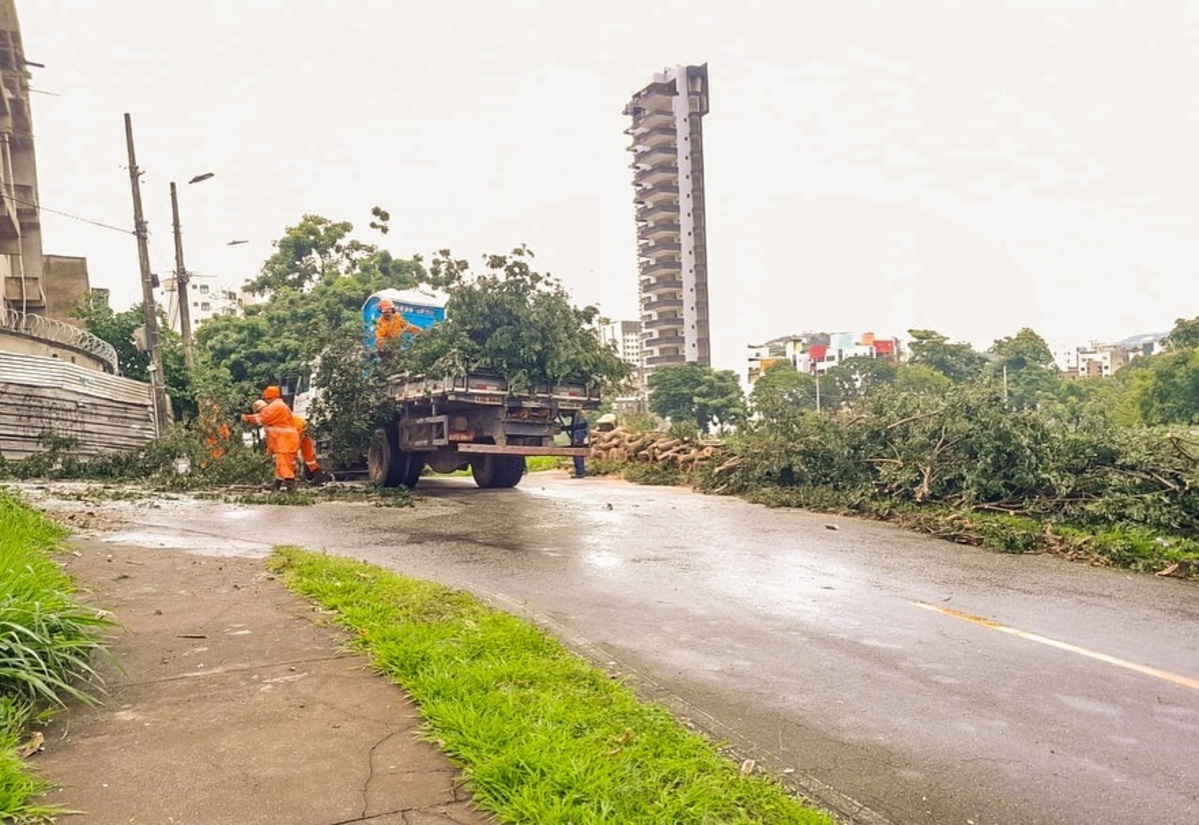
456, 444, 591, 457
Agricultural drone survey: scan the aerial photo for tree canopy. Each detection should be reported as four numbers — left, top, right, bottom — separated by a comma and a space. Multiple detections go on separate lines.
906, 328, 989, 383
648, 363, 746, 432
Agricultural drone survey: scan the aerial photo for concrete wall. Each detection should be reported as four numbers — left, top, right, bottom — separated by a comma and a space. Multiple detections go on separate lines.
42, 254, 89, 327
0, 350, 155, 460
0, 325, 111, 371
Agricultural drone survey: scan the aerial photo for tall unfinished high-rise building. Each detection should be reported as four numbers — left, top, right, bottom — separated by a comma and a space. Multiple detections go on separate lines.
623, 64, 711, 377
0, 0, 43, 313
0, 0, 89, 322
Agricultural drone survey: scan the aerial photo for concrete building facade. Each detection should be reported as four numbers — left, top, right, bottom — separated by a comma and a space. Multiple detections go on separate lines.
0, 0, 90, 325
600, 319, 643, 372
161, 272, 247, 334
624, 64, 711, 377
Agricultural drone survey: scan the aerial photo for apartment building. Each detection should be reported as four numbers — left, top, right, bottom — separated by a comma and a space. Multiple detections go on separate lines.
600, 319, 643, 371
1054, 334, 1166, 379
747, 331, 900, 386
623, 64, 711, 378
160, 272, 246, 334
0, 0, 90, 324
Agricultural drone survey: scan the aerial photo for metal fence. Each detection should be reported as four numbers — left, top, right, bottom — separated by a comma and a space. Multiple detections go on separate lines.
0, 307, 120, 374
0, 351, 155, 459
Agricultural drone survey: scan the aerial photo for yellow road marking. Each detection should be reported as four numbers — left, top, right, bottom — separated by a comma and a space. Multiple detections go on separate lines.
914, 602, 1199, 692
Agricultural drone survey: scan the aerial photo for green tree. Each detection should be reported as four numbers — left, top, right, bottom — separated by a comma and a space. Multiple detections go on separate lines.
907, 329, 988, 383
1165, 316, 1199, 352
825, 356, 896, 406
988, 328, 1054, 373
1132, 350, 1199, 425
988, 328, 1059, 409
750, 362, 819, 423
402, 246, 628, 391
196, 212, 429, 402
894, 363, 953, 396
648, 363, 746, 432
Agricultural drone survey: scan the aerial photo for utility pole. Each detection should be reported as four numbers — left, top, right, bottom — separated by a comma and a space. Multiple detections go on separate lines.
170, 182, 194, 369
125, 113, 170, 436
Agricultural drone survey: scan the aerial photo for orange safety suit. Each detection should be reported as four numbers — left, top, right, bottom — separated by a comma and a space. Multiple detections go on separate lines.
375, 312, 420, 350
242, 398, 300, 481
293, 414, 320, 474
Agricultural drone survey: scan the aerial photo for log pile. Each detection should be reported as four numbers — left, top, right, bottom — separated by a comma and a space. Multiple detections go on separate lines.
589, 427, 722, 472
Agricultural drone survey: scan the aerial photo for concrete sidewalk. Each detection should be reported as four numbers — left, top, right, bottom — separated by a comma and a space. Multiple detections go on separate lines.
35, 538, 493, 825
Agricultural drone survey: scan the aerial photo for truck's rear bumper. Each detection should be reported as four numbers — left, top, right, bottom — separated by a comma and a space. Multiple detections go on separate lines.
456, 444, 590, 457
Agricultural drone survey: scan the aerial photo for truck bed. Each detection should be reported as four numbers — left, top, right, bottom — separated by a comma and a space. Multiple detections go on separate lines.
384, 372, 601, 411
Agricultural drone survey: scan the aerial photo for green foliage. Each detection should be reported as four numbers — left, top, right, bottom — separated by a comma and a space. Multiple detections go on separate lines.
0, 490, 111, 711
893, 363, 953, 396
704, 377, 1199, 569
621, 462, 684, 486
0, 428, 271, 489
307, 329, 397, 470
824, 356, 896, 407
400, 246, 629, 391
1165, 315, 1199, 352
271, 547, 834, 825
906, 328, 988, 383
988, 327, 1054, 373
987, 327, 1060, 409
1128, 350, 1199, 425
195, 210, 429, 403
750, 362, 818, 422
648, 363, 745, 432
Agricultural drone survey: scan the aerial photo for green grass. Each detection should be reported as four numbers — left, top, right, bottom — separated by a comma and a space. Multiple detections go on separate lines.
0, 490, 112, 822
269, 547, 833, 825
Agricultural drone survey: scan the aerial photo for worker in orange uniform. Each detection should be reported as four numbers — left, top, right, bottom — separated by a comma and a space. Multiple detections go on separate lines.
375, 298, 421, 351
241, 386, 300, 491
293, 412, 321, 479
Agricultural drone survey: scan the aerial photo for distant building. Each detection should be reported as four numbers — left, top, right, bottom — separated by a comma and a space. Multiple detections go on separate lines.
1053, 333, 1167, 379
160, 273, 247, 333
624, 64, 711, 378
600, 319, 646, 412
747, 331, 901, 386
600, 319, 643, 371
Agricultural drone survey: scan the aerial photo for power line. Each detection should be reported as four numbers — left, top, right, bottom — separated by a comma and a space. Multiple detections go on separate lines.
7, 193, 132, 235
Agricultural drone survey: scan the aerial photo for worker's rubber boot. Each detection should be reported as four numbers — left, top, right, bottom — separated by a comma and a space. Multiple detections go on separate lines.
283, 479, 297, 493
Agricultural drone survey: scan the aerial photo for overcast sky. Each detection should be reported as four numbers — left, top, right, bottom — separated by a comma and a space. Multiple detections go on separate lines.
19, 0, 1199, 374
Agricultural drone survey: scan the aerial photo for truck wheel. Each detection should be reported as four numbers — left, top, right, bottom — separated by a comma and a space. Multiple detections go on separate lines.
470, 454, 526, 489
401, 454, 424, 489
368, 427, 406, 488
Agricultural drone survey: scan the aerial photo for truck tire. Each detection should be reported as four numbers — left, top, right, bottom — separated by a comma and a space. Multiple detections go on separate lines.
470, 454, 526, 489
368, 427, 406, 488
400, 454, 424, 489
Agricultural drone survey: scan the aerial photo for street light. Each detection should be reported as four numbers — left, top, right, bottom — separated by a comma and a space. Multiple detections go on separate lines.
171, 173, 215, 369
226, 239, 249, 246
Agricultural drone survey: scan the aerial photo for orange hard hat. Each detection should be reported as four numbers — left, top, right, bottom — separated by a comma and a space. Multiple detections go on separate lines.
262, 386, 281, 400
378, 298, 395, 312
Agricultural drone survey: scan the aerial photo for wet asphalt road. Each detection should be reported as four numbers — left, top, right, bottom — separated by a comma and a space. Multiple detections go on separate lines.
32, 475, 1199, 825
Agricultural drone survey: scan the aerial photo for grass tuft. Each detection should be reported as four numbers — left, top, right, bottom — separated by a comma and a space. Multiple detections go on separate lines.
0, 490, 112, 821
269, 547, 833, 825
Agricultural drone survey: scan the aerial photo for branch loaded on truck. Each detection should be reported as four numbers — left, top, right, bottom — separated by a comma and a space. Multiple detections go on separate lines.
361, 289, 599, 489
